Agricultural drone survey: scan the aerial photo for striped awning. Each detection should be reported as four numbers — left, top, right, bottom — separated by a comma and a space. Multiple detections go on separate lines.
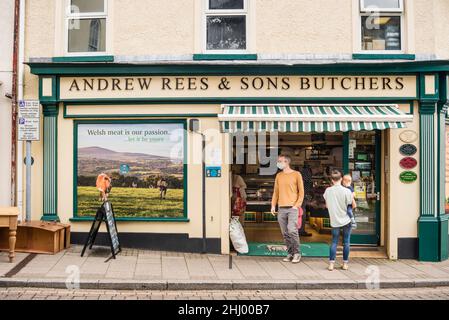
219, 104, 413, 133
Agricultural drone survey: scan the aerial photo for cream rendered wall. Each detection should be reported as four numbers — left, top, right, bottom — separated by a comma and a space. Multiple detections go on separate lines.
386, 102, 420, 260
114, 0, 195, 55
414, 0, 436, 56
51, 104, 230, 253
0, 0, 14, 207
434, 0, 449, 59
23, 0, 54, 100
21, 0, 448, 58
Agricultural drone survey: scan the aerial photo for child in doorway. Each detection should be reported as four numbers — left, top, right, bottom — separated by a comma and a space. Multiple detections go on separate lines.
342, 175, 357, 229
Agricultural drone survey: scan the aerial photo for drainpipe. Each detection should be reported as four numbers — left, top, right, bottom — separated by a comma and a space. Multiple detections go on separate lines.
11, 0, 20, 210
16, 0, 25, 220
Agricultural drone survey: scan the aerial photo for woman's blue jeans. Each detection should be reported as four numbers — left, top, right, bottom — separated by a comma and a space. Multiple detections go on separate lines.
329, 223, 352, 262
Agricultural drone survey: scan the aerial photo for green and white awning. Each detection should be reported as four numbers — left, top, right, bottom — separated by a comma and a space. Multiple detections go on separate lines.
219, 104, 413, 133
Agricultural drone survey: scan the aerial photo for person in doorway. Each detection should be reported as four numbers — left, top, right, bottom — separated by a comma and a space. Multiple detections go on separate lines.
271, 155, 304, 264
323, 170, 353, 271
342, 174, 357, 229
157, 177, 168, 200
231, 174, 247, 225
299, 164, 313, 237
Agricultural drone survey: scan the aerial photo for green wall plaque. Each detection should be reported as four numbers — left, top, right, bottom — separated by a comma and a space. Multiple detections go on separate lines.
400, 171, 418, 183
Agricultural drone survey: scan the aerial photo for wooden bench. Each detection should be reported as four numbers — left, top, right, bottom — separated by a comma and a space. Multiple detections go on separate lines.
0, 207, 19, 263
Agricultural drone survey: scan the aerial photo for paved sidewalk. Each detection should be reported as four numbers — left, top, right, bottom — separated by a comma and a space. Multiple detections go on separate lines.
2, 287, 449, 300
1, 245, 449, 290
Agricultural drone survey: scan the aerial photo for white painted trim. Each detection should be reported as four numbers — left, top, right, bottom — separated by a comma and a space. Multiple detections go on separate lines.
63, 0, 110, 56
360, 0, 404, 12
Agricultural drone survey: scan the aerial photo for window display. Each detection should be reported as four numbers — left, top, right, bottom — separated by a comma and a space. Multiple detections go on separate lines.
361, 16, 401, 51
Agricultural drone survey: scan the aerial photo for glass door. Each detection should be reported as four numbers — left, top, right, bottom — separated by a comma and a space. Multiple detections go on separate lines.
344, 131, 381, 245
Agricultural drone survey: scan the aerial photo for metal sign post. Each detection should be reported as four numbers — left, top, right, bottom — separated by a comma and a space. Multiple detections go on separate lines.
18, 100, 40, 222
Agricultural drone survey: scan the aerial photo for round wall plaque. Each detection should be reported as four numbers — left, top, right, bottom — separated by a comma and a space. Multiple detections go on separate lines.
399, 130, 418, 143
399, 144, 417, 156
399, 171, 418, 183
399, 157, 418, 169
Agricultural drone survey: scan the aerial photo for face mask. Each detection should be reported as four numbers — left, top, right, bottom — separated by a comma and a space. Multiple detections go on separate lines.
277, 162, 286, 170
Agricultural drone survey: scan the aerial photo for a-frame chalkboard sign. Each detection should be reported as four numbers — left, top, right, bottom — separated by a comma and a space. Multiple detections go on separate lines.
81, 201, 121, 261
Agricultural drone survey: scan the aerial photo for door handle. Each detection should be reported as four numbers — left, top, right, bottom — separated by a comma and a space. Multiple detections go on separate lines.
376, 192, 381, 201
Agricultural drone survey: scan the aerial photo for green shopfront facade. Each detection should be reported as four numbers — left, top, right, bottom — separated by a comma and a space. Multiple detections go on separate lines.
27, 59, 449, 261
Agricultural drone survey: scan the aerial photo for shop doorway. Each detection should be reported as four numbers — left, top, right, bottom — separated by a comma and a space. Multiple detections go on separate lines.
230, 131, 381, 256
344, 131, 381, 245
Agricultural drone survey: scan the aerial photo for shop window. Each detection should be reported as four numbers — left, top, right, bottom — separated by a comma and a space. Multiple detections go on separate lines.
204, 0, 248, 52
359, 0, 404, 52
66, 0, 107, 54
74, 121, 187, 220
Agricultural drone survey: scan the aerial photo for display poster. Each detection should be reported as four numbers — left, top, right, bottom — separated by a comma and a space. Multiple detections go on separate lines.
76, 122, 185, 218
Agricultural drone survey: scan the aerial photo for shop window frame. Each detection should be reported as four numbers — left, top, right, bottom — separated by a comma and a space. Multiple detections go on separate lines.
356, 0, 405, 55
64, 0, 109, 56
71, 119, 189, 222
202, 0, 250, 54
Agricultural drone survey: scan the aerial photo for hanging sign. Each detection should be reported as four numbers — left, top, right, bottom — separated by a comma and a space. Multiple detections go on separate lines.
399, 144, 417, 156
399, 171, 418, 183
399, 157, 417, 169
18, 100, 40, 141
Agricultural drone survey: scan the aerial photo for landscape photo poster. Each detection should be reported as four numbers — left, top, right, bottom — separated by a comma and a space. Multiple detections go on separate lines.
75, 121, 185, 218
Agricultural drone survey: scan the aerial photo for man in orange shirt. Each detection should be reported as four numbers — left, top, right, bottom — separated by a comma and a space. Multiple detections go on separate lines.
271, 155, 304, 263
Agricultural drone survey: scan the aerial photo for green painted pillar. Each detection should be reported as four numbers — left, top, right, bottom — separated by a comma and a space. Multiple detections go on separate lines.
41, 104, 60, 222
418, 73, 448, 261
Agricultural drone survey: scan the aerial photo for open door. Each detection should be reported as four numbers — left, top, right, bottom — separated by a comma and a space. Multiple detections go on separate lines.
344, 131, 381, 245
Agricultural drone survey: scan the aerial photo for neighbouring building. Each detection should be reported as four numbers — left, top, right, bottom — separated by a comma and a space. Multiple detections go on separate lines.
21, 0, 449, 261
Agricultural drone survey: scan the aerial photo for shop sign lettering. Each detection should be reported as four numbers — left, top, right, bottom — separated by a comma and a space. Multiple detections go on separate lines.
59, 75, 417, 100
399, 171, 418, 183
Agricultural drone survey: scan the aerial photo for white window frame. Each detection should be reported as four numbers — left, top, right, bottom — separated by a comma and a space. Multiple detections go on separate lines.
357, 0, 405, 54
64, 0, 109, 56
203, 0, 249, 54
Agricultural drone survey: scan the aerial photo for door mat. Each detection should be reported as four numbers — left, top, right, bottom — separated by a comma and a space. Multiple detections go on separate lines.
239, 242, 330, 257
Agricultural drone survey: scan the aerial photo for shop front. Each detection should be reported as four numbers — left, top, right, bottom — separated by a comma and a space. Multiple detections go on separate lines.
26, 60, 449, 261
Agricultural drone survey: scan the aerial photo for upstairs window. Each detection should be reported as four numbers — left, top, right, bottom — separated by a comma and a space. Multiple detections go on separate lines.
204, 0, 248, 52
66, 0, 107, 54
360, 0, 404, 52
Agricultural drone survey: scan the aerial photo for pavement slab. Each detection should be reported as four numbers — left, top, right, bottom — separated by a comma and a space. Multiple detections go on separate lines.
2, 246, 449, 291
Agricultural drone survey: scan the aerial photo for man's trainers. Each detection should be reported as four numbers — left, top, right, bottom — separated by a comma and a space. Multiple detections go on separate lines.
292, 253, 301, 263
328, 262, 335, 271
282, 254, 293, 262
342, 262, 349, 270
